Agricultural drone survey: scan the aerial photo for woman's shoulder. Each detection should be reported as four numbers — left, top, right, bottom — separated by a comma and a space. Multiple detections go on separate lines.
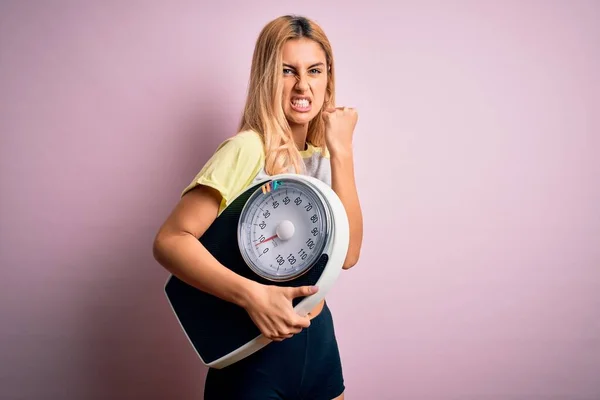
180, 129, 266, 202
220, 129, 264, 156
205, 129, 266, 169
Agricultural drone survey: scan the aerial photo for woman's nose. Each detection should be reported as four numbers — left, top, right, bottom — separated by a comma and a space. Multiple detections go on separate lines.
295, 74, 309, 91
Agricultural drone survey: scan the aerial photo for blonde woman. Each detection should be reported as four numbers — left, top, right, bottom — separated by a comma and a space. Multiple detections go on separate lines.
153, 15, 363, 400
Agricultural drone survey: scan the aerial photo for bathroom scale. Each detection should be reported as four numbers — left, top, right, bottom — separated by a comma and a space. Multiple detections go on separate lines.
164, 173, 350, 369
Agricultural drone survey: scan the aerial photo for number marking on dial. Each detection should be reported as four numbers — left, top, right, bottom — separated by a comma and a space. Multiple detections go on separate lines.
239, 180, 329, 281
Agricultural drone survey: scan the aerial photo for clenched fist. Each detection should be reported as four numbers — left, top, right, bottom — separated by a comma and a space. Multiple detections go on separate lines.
322, 106, 358, 156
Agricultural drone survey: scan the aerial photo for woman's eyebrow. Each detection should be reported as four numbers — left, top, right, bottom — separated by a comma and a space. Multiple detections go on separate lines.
283, 62, 325, 69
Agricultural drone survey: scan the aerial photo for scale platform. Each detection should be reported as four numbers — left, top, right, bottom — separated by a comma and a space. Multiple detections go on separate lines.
165, 174, 349, 369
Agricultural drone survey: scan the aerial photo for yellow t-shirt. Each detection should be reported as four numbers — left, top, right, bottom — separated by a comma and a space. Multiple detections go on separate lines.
182, 130, 331, 214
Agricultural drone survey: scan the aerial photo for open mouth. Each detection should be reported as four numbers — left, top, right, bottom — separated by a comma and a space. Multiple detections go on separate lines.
290, 97, 311, 112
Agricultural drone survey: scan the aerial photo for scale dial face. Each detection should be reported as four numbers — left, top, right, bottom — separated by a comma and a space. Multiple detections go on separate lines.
238, 178, 331, 282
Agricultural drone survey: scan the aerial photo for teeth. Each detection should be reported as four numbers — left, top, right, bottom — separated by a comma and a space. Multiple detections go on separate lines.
292, 99, 309, 108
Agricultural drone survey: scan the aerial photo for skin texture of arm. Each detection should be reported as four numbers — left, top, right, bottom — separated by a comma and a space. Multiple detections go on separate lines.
152, 185, 257, 307
330, 150, 363, 269
321, 106, 364, 270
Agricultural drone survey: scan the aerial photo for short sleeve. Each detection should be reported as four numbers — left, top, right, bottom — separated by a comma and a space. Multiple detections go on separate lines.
181, 131, 264, 212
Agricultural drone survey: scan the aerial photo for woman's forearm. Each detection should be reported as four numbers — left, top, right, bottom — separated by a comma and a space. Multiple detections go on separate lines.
153, 232, 256, 308
330, 151, 364, 269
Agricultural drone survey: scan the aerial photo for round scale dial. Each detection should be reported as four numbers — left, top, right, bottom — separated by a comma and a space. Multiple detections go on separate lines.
238, 178, 331, 281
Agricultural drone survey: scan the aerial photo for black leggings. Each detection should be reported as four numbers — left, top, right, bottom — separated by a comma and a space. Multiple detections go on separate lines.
204, 301, 345, 400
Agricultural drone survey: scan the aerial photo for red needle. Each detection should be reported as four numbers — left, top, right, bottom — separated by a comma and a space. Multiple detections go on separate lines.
256, 234, 278, 246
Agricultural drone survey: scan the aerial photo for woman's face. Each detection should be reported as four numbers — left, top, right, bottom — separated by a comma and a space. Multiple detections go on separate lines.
280, 38, 328, 128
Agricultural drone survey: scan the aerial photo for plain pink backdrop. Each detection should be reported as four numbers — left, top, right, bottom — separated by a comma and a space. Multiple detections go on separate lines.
1, 1, 599, 399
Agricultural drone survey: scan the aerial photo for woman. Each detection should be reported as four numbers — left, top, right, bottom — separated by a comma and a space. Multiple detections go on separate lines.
153, 15, 363, 400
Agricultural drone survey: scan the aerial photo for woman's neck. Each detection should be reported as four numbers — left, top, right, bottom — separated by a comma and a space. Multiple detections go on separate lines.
290, 122, 308, 151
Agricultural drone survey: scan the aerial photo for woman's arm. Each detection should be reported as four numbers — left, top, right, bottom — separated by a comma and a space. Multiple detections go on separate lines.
152, 184, 316, 341
323, 106, 364, 270
330, 150, 363, 269
152, 185, 256, 307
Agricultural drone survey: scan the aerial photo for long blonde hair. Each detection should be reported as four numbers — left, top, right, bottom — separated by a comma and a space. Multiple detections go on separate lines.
238, 15, 336, 175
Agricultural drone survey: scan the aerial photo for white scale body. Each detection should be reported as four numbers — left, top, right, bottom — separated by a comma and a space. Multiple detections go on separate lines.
164, 174, 349, 369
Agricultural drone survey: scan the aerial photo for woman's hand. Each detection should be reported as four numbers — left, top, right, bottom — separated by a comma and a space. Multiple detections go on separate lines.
322, 106, 358, 156
243, 282, 318, 341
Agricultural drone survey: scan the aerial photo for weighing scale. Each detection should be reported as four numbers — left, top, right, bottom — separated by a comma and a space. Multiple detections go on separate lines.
164, 173, 350, 369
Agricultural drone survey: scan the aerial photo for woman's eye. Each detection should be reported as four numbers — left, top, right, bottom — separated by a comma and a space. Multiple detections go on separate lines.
283, 68, 321, 75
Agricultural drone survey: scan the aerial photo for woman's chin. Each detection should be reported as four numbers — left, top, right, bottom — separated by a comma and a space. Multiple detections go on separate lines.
285, 110, 317, 126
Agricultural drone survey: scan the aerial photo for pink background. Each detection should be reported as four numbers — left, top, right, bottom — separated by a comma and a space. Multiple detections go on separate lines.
1, 1, 599, 399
